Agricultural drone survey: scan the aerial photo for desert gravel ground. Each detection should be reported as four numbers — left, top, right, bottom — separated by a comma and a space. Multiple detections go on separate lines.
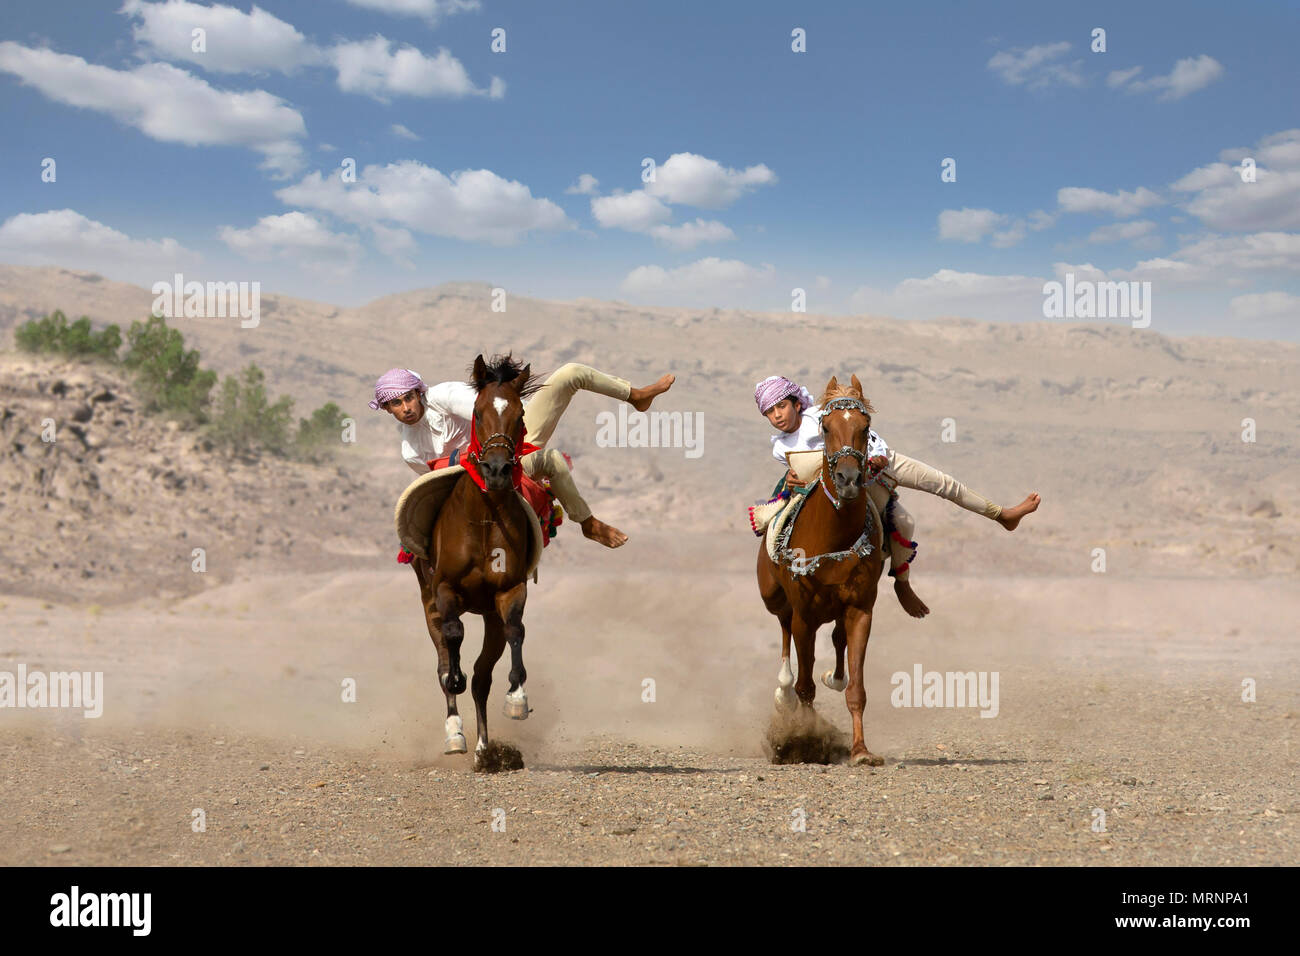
2, 571, 1295, 867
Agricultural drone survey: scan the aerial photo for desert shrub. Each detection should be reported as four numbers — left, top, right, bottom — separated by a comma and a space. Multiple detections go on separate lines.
209, 364, 294, 456
292, 402, 348, 462
120, 313, 216, 422
15, 309, 121, 361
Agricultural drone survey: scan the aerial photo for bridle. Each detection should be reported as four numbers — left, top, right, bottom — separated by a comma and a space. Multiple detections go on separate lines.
818, 396, 871, 511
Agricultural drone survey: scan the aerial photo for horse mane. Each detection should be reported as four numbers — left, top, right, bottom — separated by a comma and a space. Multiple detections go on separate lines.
468, 352, 546, 398
817, 380, 876, 416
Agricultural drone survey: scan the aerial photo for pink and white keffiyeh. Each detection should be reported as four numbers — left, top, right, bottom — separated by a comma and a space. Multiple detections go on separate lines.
369, 368, 427, 410
754, 375, 814, 415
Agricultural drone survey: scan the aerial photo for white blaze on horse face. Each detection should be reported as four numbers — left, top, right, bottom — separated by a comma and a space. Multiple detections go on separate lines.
493, 397, 508, 415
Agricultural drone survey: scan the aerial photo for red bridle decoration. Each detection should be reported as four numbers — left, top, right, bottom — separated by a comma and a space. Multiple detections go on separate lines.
463, 415, 539, 492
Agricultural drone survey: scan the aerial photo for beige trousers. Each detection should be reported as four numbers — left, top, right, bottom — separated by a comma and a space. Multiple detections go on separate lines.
864, 482, 917, 581
884, 451, 1002, 520
519, 363, 631, 523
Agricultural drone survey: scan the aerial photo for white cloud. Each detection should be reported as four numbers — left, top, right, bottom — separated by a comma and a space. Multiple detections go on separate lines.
1169, 130, 1300, 231
329, 37, 501, 99
1229, 291, 1300, 321
1057, 186, 1163, 217
643, 152, 776, 209
815, 275, 831, 290
987, 42, 1084, 89
938, 208, 1004, 243
1087, 220, 1160, 246
368, 223, 416, 265
1123, 54, 1224, 101
1173, 232, 1300, 272
565, 173, 599, 195
0, 42, 305, 176
391, 123, 421, 140
591, 191, 671, 232
218, 212, 361, 273
341, 0, 480, 24
1106, 66, 1142, 88
937, 207, 1052, 247
276, 161, 573, 245
850, 269, 1047, 321
120, 0, 322, 74
646, 218, 735, 250
621, 257, 775, 299
0, 209, 195, 276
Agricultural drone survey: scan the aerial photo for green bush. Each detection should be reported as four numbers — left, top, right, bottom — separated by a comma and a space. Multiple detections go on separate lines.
15, 308, 351, 461
121, 314, 216, 422
209, 364, 294, 456
15, 309, 121, 360
292, 402, 348, 462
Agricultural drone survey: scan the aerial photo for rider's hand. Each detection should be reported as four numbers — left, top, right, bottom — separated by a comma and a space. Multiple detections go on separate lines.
785, 466, 801, 485
867, 455, 888, 475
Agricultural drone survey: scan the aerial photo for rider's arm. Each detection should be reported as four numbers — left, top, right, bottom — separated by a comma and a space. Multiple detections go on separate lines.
426, 381, 477, 423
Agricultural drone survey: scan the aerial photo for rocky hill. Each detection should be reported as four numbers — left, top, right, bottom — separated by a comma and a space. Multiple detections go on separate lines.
0, 353, 386, 604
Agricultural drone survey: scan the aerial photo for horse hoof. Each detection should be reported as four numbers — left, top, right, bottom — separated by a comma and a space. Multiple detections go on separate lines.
503, 688, 530, 720
443, 716, 467, 754
850, 748, 884, 767
774, 686, 798, 711
821, 669, 847, 692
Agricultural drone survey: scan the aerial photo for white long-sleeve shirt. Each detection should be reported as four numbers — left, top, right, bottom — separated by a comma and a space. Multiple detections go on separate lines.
770, 404, 889, 464
398, 381, 478, 475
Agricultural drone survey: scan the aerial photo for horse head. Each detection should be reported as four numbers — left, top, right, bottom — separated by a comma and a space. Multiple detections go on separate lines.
817, 374, 876, 504
469, 352, 536, 492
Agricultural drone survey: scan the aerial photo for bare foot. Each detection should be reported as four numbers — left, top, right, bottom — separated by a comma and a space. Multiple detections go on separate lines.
996, 492, 1041, 531
894, 578, 930, 618
628, 373, 675, 412
580, 515, 628, 548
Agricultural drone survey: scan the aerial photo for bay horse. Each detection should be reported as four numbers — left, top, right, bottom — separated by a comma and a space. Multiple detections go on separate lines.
756, 374, 887, 766
411, 354, 543, 766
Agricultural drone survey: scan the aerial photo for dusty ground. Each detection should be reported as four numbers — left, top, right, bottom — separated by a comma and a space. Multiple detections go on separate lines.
2, 568, 1295, 866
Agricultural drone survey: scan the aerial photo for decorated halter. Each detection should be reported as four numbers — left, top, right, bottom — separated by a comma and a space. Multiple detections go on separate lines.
818, 396, 872, 510
464, 407, 540, 492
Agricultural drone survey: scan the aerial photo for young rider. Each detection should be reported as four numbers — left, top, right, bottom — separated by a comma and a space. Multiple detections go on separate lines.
373, 363, 675, 549
755, 375, 1040, 617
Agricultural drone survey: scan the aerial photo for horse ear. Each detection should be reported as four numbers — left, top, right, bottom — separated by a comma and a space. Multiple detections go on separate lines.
850, 374, 863, 395
472, 354, 488, 390
825, 375, 839, 395
515, 363, 531, 393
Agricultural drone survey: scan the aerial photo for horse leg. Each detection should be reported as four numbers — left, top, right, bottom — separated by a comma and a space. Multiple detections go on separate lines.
843, 605, 884, 766
434, 580, 468, 696
415, 559, 465, 754
791, 612, 818, 707
496, 582, 530, 720
823, 619, 848, 692
759, 546, 797, 710
774, 608, 797, 711
472, 614, 508, 755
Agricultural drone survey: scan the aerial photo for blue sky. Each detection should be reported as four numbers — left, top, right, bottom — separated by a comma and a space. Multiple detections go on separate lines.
1, 0, 1297, 337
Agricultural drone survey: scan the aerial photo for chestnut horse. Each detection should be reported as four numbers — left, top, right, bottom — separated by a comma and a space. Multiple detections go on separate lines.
411, 354, 543, 765
756, 374, 887, 766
